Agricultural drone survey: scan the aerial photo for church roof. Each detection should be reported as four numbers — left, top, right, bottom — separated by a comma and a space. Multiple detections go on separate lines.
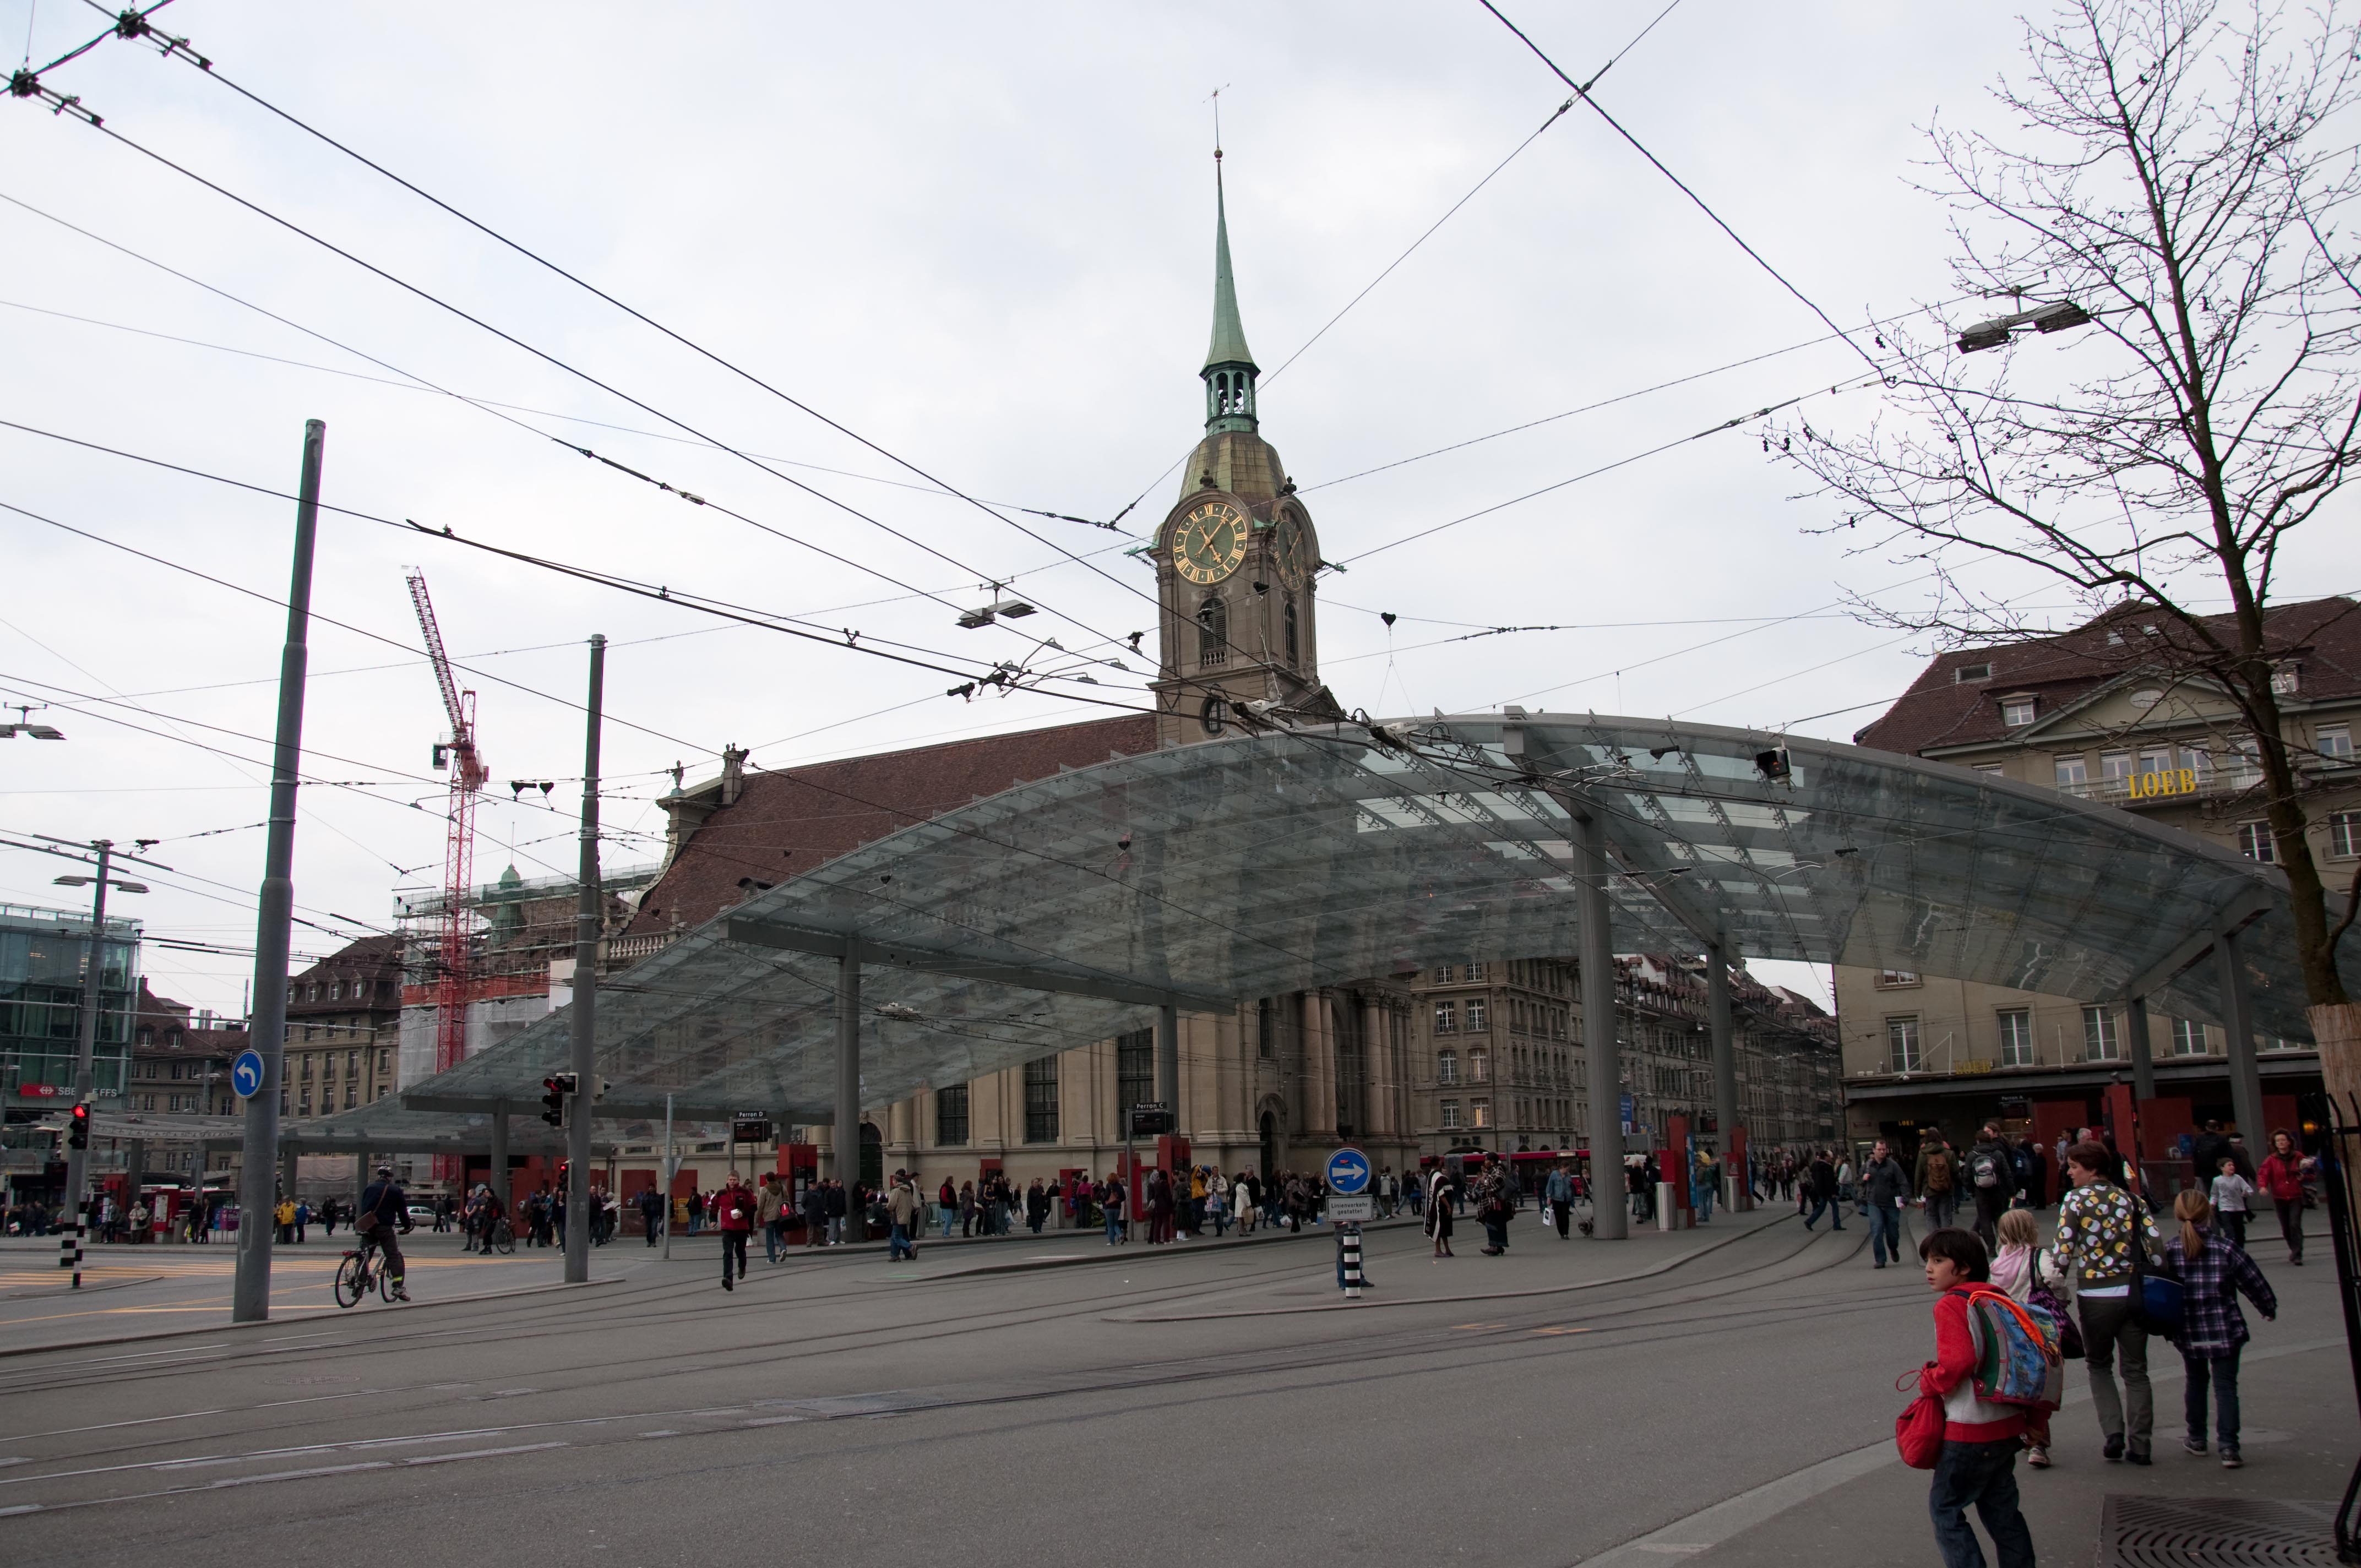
1203, 162, 1256, 372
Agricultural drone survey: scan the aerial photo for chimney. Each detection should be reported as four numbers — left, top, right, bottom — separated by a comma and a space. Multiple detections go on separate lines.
720, 745, 748, 807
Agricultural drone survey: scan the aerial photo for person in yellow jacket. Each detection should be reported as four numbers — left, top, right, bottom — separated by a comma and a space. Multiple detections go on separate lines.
275, 1197, 297, 1244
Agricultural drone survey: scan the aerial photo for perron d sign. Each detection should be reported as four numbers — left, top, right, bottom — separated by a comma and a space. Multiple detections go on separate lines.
2127, 767, 2199, 801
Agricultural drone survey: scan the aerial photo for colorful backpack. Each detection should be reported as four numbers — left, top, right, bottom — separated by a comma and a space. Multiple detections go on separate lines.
1969, 1288, 2064, 1409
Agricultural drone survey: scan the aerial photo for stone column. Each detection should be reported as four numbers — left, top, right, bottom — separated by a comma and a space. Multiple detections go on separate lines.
1572, 798, 1625, 1239
488, 1104, 510, 1212
1300, 991, 1337, 1141
2216, 930, 2265, 1149
2123, 999, 2156, 1101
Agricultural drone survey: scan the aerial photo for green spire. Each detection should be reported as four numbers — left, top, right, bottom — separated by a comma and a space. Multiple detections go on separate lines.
1204, 159, 1256, 372
1201, 154, 1259, 434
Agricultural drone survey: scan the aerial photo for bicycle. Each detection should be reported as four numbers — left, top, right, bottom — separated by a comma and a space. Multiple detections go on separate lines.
333, 1232, 401, 1308
489, 1217, 515, 1254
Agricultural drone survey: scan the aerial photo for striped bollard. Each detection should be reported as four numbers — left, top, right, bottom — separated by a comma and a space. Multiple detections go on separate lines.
1341, 1223, 1363, 1299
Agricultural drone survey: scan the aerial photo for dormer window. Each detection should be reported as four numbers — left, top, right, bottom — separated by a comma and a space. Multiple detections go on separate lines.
1999, 695, 2037, 727
1954, 662, 1992, 684
2270, 662, 2300, 695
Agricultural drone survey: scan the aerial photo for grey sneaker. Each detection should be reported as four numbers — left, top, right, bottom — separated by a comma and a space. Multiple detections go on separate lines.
2221, 1448, 2243, 1469
2183, 1438, 2207, 1456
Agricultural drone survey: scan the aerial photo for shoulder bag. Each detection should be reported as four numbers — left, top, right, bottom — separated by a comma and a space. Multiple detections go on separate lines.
1894, 1368, 1945, 1469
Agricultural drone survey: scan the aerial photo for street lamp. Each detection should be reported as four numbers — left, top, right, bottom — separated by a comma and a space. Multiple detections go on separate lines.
1956, 299, 2093, 353
0, 703, 64, 739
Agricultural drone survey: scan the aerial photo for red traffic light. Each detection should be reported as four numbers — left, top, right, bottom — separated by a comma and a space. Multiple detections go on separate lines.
67, 1101, 91, 1150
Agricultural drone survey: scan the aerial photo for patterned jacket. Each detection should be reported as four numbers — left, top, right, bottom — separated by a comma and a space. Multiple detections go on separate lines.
2052, 1180, 2162, 1288
2164, 1227, 2277, 1355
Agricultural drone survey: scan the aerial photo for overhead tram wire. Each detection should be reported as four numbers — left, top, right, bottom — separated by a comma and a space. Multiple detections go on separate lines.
1474, 0, 1886, 378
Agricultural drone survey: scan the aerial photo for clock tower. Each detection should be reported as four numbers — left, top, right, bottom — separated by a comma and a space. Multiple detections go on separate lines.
1150, 156, 1340, 749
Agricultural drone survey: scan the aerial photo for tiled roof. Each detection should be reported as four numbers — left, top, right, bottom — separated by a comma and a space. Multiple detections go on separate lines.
628, 714, 1160, 935
1852, 596, 2361, 756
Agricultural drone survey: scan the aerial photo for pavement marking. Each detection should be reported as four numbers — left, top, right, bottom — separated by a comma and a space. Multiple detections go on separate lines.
742, 1416, 806, 1427
208, 1461, 391, 1489
1529, 1326, 1590, 1336
402, 1442, 568, 1466
638, 1431, 679, 1439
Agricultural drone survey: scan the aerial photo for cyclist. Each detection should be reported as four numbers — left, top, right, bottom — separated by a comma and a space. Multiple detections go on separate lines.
357, 1163, 414, 1301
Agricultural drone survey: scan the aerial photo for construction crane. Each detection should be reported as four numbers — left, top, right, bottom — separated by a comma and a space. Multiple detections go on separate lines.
405, 569, 487, 1077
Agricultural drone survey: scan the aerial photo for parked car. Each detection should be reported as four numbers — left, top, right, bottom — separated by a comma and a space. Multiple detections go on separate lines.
406, 1204, 436, 1225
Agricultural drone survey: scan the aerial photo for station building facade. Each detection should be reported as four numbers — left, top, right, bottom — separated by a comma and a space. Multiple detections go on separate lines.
1835, 600, 2355, 1158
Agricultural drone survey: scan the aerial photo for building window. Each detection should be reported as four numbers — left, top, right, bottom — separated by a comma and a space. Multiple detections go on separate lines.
2331, 812, 2359, 859
2237, 821, 2275, 863
1955, 662, 1992, 683
329, 981, 342, 1000
1876, 970, 1921, 989
1997, 1009, 2034, 1068
1886, 1016, 1922, 1074
1465, 999, 1488, 1032
1196, 596, 1227, 666
2271, 662, 2300, 695
2171, 1017, 2208, 1057
1433, 965, 1455, 983
378, 1047, 390, 1072
935, 1085, 969, 1146
1436, 1048, 1458, 1085
2000, 696, 2037, 726
344, 1085, 357, 1109
1470, 1098, 1491, 1128
1467, 962, 1488, 981
2228, 736, 2262, 785
1433, 1000, 1457, 1033
1116, 1028, 1154, 1119
1440, 1099, 1461, 1130
297, 1092, 311, 1116
2054, 754, 2088, 788
2320, 724, 2353, 765
1283, 596, 1299, 666
1468, 1048, 1489, 1083
2082, 1005, 2120, 1061
1022, 1056, 1059, 1144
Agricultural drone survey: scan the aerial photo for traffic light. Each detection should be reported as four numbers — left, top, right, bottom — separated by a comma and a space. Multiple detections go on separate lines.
67, 1102, 90, 1150
556, 1159, 571, 1192
540, 1074, 575, 1129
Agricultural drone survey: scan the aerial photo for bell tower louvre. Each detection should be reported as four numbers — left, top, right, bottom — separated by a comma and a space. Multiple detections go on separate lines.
1149, 151, 1343, 749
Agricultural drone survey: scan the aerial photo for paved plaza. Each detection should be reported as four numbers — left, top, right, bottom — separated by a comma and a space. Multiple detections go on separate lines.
0, 1207, 2349, 1565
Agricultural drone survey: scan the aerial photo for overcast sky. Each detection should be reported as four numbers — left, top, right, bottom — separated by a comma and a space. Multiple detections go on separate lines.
6, 2, 2355, 1019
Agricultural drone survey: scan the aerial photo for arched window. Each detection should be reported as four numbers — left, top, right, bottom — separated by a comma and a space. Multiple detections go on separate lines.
1197, 595, 1227, 666
1283, 596, 1299, 665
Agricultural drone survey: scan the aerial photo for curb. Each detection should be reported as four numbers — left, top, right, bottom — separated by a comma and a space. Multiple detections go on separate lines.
896, 1216, 1424, 1281
1107, 1210, 1830, 1320
0, 1273, 623, 1362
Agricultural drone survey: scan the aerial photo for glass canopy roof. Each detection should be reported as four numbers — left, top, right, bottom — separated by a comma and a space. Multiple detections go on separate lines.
403, 714, 2347, 1123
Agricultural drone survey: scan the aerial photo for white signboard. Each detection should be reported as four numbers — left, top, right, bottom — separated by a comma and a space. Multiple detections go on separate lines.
1325, 1194, 1375, 1223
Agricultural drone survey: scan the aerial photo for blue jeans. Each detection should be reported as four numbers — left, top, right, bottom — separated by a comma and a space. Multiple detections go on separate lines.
763, 1220, 781, 1263
938, 1206, 955, 1238
1694, 1184, 1714, 1221
887, 1222, 915, 1261
1867, 1203, 1901, 1264
2184, 1346, 2242, 1449
1928, 1438, 2035, 1568
1805, 1195, 1843, 1229
1105, 1210, 1125, 1244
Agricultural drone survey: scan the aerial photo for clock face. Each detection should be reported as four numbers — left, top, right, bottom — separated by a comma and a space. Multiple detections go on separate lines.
1172, 499, 1249, 586
1272, 513, 1309, 589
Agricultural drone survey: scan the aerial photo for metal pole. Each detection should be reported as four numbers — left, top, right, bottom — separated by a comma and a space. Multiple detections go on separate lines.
63, 837, 112, 1275
1571, 797, 1626, 1239
2216, 929, 2266, 1147
488, 1103, 509, 1215
835, 954, 861, 1186
661, 1092, 674, 1261
1156, 1002, 1179, 1122
564, 634, 604, 1286
1707, 942, 1745, 1212
233, 417, 324, 1324
2124, 998, 2157, 1102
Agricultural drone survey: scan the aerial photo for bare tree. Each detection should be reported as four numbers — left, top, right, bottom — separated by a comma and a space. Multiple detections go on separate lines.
1783, 0, 2361, 1004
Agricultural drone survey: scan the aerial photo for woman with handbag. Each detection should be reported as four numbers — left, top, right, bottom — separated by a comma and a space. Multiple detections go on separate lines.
2053, 1140, 2165, 1465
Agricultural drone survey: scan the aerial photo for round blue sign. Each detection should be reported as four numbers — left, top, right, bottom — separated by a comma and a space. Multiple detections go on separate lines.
230, 1048, 266, 1100
1325, 1146, 1372, 1195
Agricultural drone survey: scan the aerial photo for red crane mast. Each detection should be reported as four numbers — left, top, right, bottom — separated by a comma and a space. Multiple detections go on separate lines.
405, 569, 487, 1076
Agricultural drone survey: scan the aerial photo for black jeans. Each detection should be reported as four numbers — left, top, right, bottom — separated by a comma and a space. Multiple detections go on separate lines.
1481, 1215, 1509, 1251
1549, 1200, 1571, 1238
1928, 1437, 2034, 1568
2184, 1345, 2243, 1450
2274, 1197, 2305, 1260
721, 1231, 748, 1281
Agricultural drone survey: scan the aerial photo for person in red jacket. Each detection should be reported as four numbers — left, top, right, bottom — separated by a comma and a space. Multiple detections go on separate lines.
2257, 1129, 2316, 1266
715, 1173, 756, 1291
1918, 1227, 2036, 1568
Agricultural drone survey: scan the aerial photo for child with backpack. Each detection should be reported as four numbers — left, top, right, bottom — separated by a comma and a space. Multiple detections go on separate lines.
1918, 1227, 2039, 1568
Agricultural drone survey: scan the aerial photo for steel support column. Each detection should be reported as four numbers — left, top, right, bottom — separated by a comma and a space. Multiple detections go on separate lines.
834, 954, 861, 1183
1156, 1002, 1179, 1123
2124, 998, 2157, 1102
489, 1104, 510, 1213
1573, 800, 1625, 1239
1707, 941, 1746, 1211
2217, 929, 2266, 1144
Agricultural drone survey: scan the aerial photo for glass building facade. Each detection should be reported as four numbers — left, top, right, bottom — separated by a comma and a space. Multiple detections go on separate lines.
2, 902, 139, 1113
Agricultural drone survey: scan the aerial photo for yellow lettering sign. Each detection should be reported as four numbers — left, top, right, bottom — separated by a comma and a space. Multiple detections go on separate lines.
2129, 767, 2198, 801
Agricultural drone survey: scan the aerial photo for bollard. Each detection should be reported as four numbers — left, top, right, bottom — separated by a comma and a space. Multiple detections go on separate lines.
1341, 1223, 1363, 1299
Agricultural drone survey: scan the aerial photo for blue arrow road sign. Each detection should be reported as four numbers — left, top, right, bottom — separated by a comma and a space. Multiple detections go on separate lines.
1325, 1147, 1372, 1195
230, 1048, 265, 1099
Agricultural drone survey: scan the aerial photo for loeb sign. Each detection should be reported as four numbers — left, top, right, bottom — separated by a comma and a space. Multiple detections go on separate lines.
2126, 767, 2200, 801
